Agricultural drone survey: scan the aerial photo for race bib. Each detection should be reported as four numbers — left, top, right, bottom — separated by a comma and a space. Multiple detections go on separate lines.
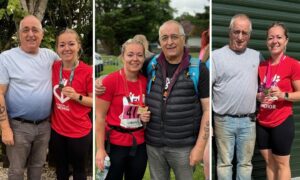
119, 104, 142, 128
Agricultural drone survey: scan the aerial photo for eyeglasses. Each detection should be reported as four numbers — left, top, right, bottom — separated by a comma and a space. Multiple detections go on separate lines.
159, 34, 184, 42
231, 30, 250, 37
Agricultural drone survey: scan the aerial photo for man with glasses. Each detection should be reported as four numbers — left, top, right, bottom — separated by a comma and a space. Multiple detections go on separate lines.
0, 15, 58, 179
212, 14, 263, 180
145, 20, 210, 180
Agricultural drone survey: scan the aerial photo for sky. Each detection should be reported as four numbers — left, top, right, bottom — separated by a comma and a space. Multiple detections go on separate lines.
170, 0, 210, 17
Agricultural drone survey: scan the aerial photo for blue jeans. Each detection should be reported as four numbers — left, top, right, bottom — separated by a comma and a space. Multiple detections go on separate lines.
214, 115, 256, 180
146, 145, 194, 180
7, 119, 51, 180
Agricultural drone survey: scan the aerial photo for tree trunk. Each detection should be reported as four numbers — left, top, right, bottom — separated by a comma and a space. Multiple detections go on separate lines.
19, 0, 49, 21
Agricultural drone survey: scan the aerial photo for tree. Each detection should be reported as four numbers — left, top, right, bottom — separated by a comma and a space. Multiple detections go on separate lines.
96, 0, 174, 55
175, 5, 209, 37
0, 0, 93, 64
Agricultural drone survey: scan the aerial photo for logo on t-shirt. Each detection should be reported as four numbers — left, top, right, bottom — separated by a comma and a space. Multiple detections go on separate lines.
53, 79, 70, 104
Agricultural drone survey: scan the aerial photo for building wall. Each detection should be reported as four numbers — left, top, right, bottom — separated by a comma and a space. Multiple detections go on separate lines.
212, 0, 300, 179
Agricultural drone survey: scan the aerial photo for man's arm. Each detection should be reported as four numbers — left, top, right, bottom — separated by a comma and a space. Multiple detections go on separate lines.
189, 97, 210, 166
0, 84, 14, 145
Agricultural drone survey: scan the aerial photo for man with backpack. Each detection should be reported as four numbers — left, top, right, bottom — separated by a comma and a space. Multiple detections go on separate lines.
144, 20, 210, 180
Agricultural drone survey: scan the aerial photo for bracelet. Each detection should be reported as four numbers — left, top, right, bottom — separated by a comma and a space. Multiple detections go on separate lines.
78, 95, 83, 101
284, 92, 289, 100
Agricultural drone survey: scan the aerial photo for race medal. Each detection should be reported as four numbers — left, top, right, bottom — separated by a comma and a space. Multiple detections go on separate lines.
59, 83, 64, 90
137, 106, 148, 114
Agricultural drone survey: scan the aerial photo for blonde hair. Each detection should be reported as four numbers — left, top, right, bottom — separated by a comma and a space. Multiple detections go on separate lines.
120, 38, 145, 58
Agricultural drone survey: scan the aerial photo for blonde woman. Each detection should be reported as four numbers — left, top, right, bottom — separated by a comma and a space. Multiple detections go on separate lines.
95, 39, 150, 180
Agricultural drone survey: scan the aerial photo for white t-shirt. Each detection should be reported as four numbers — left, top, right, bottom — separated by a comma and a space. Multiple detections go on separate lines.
0, 47, 59, 120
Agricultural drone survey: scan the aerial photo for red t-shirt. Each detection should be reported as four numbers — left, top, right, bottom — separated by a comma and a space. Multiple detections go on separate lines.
258, 56, 300, 127
98, 69, 147, 146
51, 61, 93, 138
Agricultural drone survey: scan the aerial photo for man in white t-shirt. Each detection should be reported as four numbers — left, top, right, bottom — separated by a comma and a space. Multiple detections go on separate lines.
0, 15, 58, 179
212, 14, 263, 180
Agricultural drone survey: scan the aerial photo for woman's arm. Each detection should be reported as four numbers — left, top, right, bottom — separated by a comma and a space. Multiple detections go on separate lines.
95, 97, 110, 170
285, 80, 300, 102
62, 87, 93, 107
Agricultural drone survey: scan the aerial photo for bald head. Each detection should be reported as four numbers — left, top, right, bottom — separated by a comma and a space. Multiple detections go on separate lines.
18, 15, 44, 54
159, 20, 185, 37
19, 15, 43, 32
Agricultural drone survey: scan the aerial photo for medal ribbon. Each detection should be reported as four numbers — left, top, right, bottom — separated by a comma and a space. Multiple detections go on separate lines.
265, 54, 285, 88
59, 61, 77, 87
120, 69, 144, 106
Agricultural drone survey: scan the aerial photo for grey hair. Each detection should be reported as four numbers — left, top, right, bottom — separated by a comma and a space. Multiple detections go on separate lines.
159, 20, 185, 37
229, 14, 252, 34
19, 15, 43, 32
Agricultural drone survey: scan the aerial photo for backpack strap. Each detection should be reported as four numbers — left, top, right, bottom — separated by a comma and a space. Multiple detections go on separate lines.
146, 56, 200, 95
146, 55, 158, 94
189, 57, 200, 95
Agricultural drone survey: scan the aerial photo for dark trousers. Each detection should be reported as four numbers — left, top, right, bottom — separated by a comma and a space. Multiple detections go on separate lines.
50, 129, 92, 180
106, 143, 147, 180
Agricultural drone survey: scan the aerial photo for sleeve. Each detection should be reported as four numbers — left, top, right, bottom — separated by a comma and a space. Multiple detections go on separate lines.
291, 59, 300, 80
259, 52, 265, 63
198, 62, 210, 99
97, 73, 116, 102
211, 52, 216, 85
0, 54, 9, 84
48, 49, 60, 63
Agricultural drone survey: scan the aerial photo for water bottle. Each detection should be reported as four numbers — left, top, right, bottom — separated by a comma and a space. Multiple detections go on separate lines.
96, 156, 111, 180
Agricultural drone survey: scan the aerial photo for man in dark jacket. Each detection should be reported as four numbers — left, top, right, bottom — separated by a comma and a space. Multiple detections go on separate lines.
145, 20, 210, 180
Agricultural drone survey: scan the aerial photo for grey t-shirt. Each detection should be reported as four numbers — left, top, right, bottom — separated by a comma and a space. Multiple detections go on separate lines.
212, 45, 263, 115
0, 47, 59, 120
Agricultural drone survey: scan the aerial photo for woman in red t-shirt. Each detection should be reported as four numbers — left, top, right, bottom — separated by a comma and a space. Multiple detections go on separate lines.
257, 22, 300, 180
50, 29, 93, 179
95, 39, 150, 180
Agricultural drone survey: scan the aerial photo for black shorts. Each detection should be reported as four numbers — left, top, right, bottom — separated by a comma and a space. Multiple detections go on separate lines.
256, 115, 295, 156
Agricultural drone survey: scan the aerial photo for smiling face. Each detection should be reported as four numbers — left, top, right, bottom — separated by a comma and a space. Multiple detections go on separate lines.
122, 43, 145, 73
159, 21, 185, 63
229, 17, 251, 52
56, 32, 81, 63
267, 25, 288, 57
19, 15, 44, 54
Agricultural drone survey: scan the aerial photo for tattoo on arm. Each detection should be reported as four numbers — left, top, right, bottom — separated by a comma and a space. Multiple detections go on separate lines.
0, 105, 7, 122
202, 120, 209, 140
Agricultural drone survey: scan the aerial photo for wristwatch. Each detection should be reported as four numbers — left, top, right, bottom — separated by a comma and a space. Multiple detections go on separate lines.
284, 92, 289, 100
78, 95, 83, 101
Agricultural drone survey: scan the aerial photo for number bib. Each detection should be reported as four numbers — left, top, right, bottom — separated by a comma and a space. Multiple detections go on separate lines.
119, 104, 142, 128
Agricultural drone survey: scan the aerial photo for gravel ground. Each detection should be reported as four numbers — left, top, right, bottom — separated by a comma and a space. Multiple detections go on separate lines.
0, 163, 92, 180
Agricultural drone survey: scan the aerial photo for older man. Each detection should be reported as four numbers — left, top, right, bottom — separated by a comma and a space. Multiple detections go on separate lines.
0, 15, 58, 179
212, 14, 263, 180
145, 20, 210, 180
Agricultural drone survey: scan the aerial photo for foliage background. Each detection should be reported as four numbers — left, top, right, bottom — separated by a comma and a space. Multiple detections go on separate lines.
0, 0, 93, 64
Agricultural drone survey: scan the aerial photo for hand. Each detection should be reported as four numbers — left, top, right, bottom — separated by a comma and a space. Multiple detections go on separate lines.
2, 127, 14, 146
140, 111, 151, 123
62, 86, 78, 100
95, 149, 108, 171
189, 146, 204, 166
95, 76, 106, 95
257, 92, 265, 102
270, 86, 283, 100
